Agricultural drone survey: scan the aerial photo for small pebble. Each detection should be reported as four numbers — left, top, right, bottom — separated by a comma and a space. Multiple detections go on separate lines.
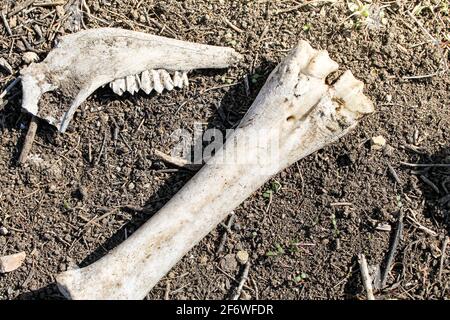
55, 5, 65, 18
375, 223, 392, 232
128, 182, 135, 190
22, 52, 39, 64
236, 250, 249, 264
0, 251, 26, 273
240, 290, 251, 300
371, 135, 386, 150
220, 253, 238, 272
0, 226, 8, 236
385, 94, 392, 102
383, 144, 395, 157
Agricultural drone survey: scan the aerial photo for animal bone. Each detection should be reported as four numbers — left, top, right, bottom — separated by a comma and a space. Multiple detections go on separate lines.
20, 27, 242, 132
56, 40, 374, 299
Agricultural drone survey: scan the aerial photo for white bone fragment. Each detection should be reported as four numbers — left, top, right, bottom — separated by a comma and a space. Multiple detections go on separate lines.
0, 251, 26, 273
56, 40, 374, 300
151, 69, 164, 94
110, 78, 126, 96
172, 71, 183, 88
159, 69, 174, 91
22, 52, 39, 64
20, 28, 242, 132
139, 70, 153, 94
181, 71, 189, 87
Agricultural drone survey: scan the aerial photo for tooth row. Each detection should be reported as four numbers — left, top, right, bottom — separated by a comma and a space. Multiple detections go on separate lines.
109, 70, 189, 96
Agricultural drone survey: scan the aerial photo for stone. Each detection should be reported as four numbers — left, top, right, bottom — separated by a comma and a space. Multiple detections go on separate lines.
219, 253, 237, 272
240, 290, 251, 300
22, 52, 39, 64
236, 250, 249, 264
198, 256, 208, 264
0, 226, 8, 236
0, 251, 26, 273
371, 135, 386, 150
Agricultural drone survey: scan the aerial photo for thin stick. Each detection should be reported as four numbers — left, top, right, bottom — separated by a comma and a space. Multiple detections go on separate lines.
251, 277, 259, 300
357, 254, 375, 300
216, 266, 254, 292
7, 0, 36, 18
164, 281, 170, 300
1, 11, 12, 36
216, 213, 235, 255
154, 149, 201, 171
232, 261, 251, 300
33, 1, 67, 7
330, 202, 353, 207
243, 75, 250, 97
387, 162, 402, 184
406, 11, 439, 45
405, 215, 437, 237
420, 175, 440, 194
400, 162, 450, 168
274, 0, 336, 15
381, 211, 404, 288
403, 71, 441, 80
18, 116, 38, 164
438, 237, 449, 283
222, 17, 243, 33
94, 131, 107, 166
0, 78, 20, 99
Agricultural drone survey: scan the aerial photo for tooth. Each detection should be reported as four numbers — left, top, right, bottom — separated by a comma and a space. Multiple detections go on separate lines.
181, 72, 189, 87
135, 74, 141, 88
173, 71, 183, 88
159, 69, 174, 91
151, 69, 164, 93
110, 78, 126, 96
126, 75, 139, 94
140, 70, 153, 94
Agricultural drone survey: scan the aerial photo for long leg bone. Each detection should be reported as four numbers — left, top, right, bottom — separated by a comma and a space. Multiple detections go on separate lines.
20, 27, 242, 132
56, 40, 374, 299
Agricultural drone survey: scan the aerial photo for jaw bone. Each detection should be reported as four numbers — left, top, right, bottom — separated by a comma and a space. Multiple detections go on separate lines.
19, 27, 242, 132
56, 40, 374, 300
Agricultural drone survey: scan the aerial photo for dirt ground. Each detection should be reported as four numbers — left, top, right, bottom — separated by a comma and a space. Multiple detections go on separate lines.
0, 0, 449, 300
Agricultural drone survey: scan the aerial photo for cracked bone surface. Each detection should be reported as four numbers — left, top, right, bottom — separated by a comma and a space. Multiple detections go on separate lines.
56, 40, 374, 300
19, 27, 242, 132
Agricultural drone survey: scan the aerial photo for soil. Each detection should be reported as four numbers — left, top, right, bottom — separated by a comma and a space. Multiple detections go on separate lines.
0, 0, 449, 300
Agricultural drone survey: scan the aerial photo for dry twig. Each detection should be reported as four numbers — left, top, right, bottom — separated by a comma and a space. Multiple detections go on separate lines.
232, 261, 251, 300
216, 212, 235, 255
358, 254, 375, 300
154, 149, 201, 171
381, 211, 404, 288
438, 237, 449, 283
18, 116, 38, 164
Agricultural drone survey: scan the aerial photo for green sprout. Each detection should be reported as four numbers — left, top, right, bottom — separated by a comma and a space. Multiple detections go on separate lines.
262, 180, 282, 199
63, 200, 71, 210
347, 0, 371, 29
294, 272, 309, 282
266, 243, 285, 257
303, 23, 312, 32
251, 73, 262, 84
